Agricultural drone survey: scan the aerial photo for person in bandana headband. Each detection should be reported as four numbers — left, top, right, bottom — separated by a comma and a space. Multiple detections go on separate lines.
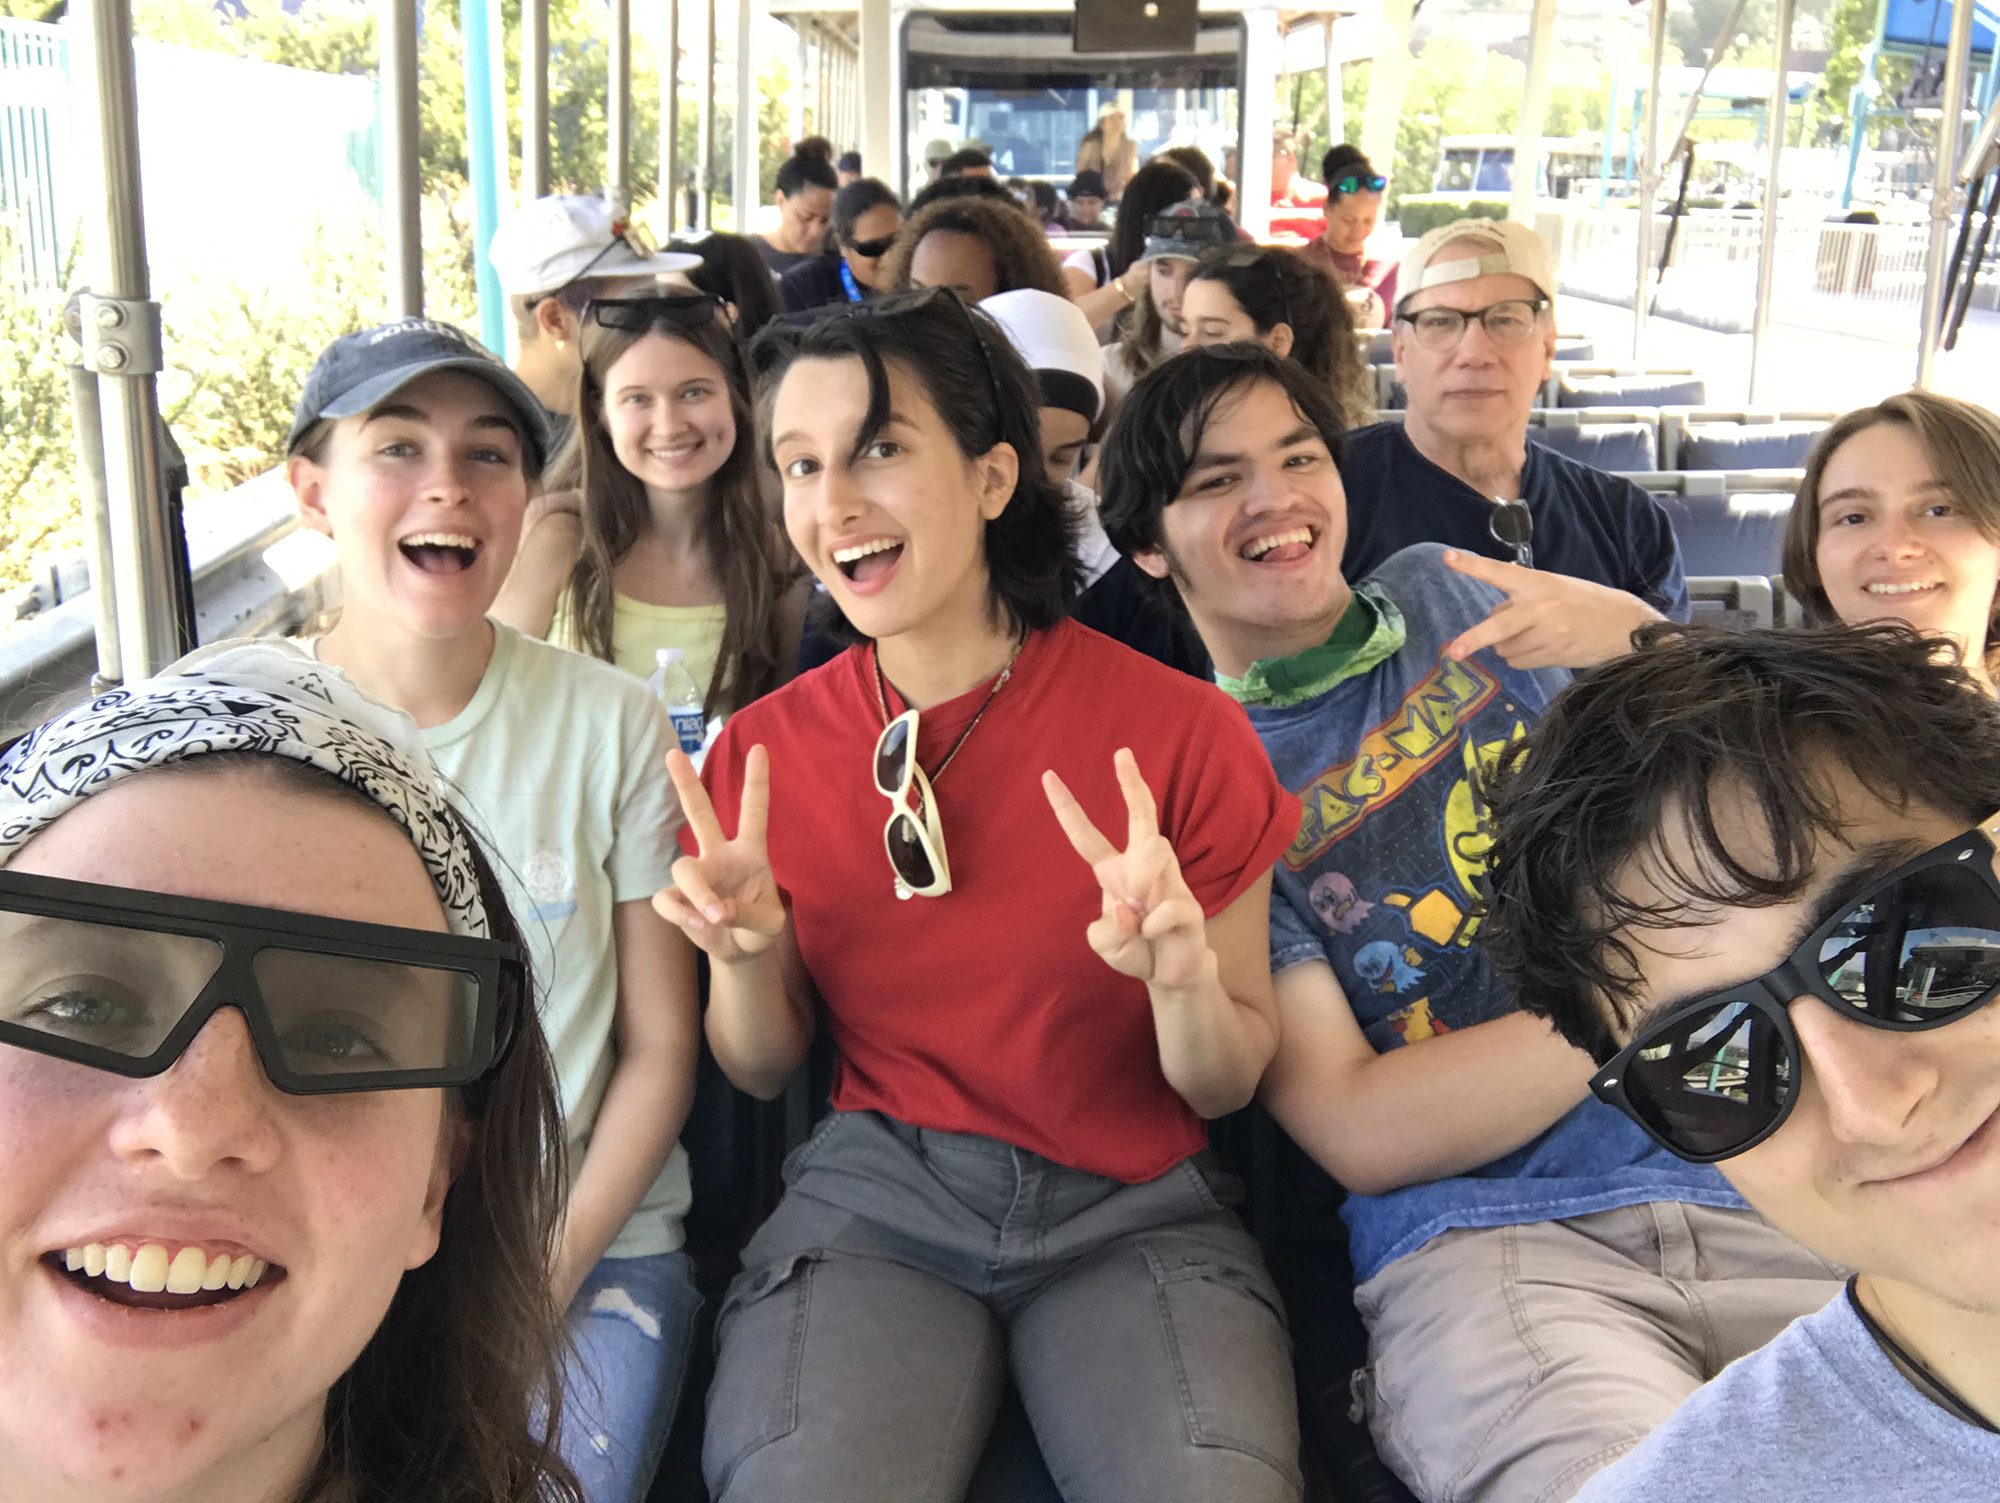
0, 640, 581, 1503
287, 318, 703, 1503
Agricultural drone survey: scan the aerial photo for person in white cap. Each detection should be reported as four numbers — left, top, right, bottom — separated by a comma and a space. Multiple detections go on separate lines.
1339, 219, 1689, 669
486, 195, 702, 423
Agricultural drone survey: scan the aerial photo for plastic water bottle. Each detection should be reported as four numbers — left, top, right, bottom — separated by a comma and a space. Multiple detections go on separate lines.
648, 648, 706, 757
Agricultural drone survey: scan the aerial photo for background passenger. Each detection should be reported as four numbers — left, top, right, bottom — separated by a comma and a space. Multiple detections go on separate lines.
1267, 129, 1328, 239
1183, 243, 1374, 429
779, 178, 904, 312
672, 292, 1304, 1502
1098, 342, 1841, 1503
0, 642, 580, 1503
492, 293, 807, 716
1484, 623, 2000, 1501
486, 195, 703, 432
685, 232, 782, 340
1056, 169, 1108, 233
1297, 146, 1397, 329
1105, 198, 1236, 406
836, 150, 863, 187
879, 194, 1068, 302
1074, 105, 1137, 200
1783, 391, 2000, 689
1341, 220, 1690, 649
750, 152, 839, 276
285, 319, 702, 1503
938, 147, 995, 179
1063, 158, 1198, 334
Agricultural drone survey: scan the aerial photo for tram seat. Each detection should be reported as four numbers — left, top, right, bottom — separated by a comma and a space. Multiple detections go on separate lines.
1685, 575, 1783, 630
1368, 406, 1663, 473
1552, 336, 1595, 363
1632, 470, 1802, 578
1660, 410, 1836, 470
1555, 372, 1707, 409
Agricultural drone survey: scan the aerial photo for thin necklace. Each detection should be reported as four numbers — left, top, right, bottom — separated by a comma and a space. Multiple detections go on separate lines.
1846, 1278, 1999, 1434
872, 638, 1024, 786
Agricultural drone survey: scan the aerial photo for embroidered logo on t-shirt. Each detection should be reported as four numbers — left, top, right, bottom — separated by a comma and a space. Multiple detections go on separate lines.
521, 848, 577, 921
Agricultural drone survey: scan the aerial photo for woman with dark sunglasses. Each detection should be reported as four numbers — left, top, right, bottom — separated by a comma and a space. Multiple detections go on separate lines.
493, 293, 809, 723
778, 178, 905, 314
0, 641, 582, 1503
657, 291, 1305, 1502
1485, 621, 2000, 1502
287, 319, 705, 1503
1298, 146, 1397, 330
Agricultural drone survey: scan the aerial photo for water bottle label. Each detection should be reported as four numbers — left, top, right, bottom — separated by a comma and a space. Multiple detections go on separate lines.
669, 707, 707, 754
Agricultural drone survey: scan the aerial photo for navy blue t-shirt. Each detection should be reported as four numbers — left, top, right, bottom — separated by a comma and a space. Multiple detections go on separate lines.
1339, 422, 1690, 620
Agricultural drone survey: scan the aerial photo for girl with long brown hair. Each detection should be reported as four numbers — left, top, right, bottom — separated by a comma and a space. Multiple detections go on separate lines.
496, 293, 808, 721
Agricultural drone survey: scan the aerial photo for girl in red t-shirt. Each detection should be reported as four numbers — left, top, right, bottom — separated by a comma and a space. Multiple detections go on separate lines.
654, 290, 1306, 1502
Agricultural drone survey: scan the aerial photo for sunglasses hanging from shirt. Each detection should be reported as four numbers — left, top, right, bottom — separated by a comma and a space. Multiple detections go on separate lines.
1591, 811, 2000, 1162
0, 870, 520, 1093
1489, 500, 1535, 569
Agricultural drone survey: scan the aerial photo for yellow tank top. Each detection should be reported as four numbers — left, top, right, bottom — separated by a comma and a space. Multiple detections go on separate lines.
551, 594, 729, 708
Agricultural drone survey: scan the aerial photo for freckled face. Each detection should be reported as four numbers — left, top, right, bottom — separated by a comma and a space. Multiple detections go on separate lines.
0, 773, 458, 1500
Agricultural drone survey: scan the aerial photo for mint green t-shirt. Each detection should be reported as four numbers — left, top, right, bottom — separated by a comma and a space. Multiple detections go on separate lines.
422, 623, 691, 1258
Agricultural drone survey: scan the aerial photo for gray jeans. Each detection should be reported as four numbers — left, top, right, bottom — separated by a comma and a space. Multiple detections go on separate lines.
703, 1110, 1302, 1503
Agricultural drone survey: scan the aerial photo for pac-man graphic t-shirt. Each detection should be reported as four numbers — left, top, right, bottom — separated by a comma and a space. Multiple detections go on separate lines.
1242, 545, 1742, 1283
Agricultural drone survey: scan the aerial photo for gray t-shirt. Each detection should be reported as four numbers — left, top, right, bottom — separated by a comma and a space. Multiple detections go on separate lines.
1575, 1292, 2000, 1501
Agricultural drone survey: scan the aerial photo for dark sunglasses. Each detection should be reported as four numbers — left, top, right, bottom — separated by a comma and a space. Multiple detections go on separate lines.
0, 870, 520, 1094
846, 233, 897, 258
1593, 814, 2000, 1162
1489, 500, 1534, 568
586, 292, 724, 332
1329, 172, 1388, 196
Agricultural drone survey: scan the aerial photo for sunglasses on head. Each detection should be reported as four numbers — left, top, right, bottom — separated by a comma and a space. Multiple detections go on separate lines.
768, 284, 1005, 414
1330, 172, 1388, 196
1594, 812, 2000, 1162
0, 870, 520, 1094
586, 292, 724, 333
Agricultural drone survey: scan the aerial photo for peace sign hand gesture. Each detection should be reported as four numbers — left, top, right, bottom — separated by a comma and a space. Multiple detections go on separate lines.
654, 746, 786, 965
1043, 749, 1213, 993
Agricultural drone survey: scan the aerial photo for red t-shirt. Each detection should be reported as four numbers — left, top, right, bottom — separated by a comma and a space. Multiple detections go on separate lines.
688, 619, 1301, 1182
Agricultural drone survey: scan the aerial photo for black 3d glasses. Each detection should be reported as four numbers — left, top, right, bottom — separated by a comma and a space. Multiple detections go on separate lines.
1594, 814, 2000, 1161
586, 292, 725, 332
0, 871, 520, 1094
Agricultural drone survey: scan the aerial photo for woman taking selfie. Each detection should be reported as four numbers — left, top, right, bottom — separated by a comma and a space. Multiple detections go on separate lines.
0, 640, 577, 1503
660, 291, 1304, 1503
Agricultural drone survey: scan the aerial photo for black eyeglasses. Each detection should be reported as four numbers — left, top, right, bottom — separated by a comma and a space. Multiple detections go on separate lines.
0, 871, 520, 1095
1329, 172, 1388, 196
1593, 813, 2000, 1162
586, 292, 724, 332
1398, 298, 1549, 352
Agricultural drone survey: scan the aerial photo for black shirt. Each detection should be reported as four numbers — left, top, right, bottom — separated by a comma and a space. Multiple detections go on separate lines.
751, 235, 817, 277
779, 255, 856, 314
1338, 422, 1690, 618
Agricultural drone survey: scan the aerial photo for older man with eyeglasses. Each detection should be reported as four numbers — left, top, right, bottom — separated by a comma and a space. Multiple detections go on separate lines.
1339, 219, 1689, 669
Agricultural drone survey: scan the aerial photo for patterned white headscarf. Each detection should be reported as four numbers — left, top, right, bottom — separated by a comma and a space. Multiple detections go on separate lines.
0, 639, 490, 938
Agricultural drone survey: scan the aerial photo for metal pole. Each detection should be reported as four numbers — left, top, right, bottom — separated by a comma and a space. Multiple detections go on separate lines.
1241, 6, 1280, 240
380, 0, 422, 316
608, 0, 632, 214
860, 0, 890, 191
1360, 0, 1413, 173
662, 0, 681, 230
734, 0, 756, 233
698, 0, 716, 230
1511, 0, 1558, 224
1915, 0, 1977, 388
65, 364, 121, 690
76, 0, 183, 680
1632, 0, 1668, 360
1747, 0, 1797, 402
1322, 14, 1342, 148
791, 20, 808, 145
462, 0, 507, 350
523, 0, 549, 200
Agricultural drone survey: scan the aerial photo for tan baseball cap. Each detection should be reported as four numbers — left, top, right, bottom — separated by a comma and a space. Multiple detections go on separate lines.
1396, 219, 1555, 316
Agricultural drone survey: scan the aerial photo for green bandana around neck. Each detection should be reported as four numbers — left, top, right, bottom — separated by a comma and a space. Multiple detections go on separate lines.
1216, 583, 1407, 707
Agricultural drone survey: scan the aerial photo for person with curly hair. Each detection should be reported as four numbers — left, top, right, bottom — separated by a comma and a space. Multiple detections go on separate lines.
878, 193, 1067, 302
1182, 244, 1374, 429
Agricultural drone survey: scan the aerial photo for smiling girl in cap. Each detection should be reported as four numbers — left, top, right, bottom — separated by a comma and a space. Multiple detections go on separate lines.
285, 318, 703, 1503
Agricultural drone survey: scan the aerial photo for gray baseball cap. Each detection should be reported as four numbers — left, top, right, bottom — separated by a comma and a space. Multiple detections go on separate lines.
1135, 199, 1234, 265
285, 318, 552, 470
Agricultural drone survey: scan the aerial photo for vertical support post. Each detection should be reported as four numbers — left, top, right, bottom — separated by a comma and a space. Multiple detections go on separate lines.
1748, 0, 1798, 402
1512, 0, 1558, 224
66, 363, 121, 689
1241, 6, 1280, 240
462, 0, 507, 351
1916, 0, 1977, 387
74, 0, 184, 679
522, 0, 549, 200
1632, 0, 1668, 360
698, 0, 716, 230
1601, 51, 1619, 207
791, 20, 808, 143
733, 0, 755, 233
860, 0, 891, 190
1321, 13, 1342, 146
380, 0, 422, 317
1842, 0, 1888, 211
661, 0, 680, 229
608, 0, 632, 213
1360, 0, 1413, 172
